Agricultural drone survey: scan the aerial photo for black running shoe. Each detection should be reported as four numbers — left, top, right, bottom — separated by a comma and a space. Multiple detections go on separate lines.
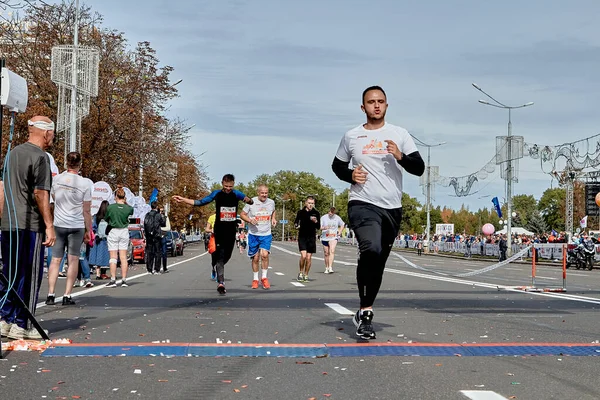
62, 296, 76, 306
217, 283, 226, 295
353, 309, 376, 340
45, 295, 55, 306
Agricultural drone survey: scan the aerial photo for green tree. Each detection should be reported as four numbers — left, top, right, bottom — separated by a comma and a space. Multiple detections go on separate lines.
526, 209, 548, 234
400, 193, 422, 233
538, 188, 565, 230
512, 194, 537, 226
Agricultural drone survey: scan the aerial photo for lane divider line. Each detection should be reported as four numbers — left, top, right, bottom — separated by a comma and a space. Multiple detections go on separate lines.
273, 244, 600, 305
36, 251, 208, 309
460, 390, 508, 400
325, 303, 354, 315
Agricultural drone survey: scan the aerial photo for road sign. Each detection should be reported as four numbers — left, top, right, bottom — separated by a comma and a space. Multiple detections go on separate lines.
280, 220, 288, 224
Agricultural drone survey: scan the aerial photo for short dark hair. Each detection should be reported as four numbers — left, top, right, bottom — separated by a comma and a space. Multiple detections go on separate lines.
306, 196, 315, 202
66, 151, 82, 169
151, 201, 158, 210
362, 85, 386, 104
222, 174, 235, 183
330, 207, 336, 213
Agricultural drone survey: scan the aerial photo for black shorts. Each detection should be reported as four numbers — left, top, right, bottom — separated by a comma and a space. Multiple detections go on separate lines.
298, 235, 316, 253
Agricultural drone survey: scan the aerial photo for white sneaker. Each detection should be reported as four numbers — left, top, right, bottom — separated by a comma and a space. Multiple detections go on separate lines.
324, 268, 330, 274
1, 320, 13, 337
329, 267, 334, 273
7, 325, 49, 340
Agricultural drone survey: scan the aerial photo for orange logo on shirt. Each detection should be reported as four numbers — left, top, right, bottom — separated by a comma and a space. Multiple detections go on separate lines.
362, 139, 387, 155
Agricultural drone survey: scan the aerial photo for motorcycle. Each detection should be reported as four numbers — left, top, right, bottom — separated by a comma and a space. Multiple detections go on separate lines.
566, 244, 585, 269
581, 239, 595, 271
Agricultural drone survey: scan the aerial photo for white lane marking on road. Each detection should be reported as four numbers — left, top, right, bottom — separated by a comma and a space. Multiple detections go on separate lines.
275, 272, 285, 276
460, 390, 508, 400
535, 276, 557, 280
325, 303, 354, 315
291, 282, 305, 287
272, 245, 600, 306
36, 251, 209, 309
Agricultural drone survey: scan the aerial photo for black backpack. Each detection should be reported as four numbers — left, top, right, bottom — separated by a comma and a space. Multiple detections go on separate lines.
144, 211, 163, 238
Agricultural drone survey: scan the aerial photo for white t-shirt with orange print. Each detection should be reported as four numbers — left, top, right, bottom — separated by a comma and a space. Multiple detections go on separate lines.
335, 123, 418, 209
243, 197, 275, 237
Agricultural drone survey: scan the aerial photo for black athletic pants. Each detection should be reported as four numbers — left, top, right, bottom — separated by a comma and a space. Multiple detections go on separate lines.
146, 237, 162, 273
348, 200, 402, 309
214, 234, 236, 284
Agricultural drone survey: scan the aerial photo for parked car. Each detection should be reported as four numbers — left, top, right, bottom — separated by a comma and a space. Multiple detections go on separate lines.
166, 231, 184, 256
128, 226, 146, 263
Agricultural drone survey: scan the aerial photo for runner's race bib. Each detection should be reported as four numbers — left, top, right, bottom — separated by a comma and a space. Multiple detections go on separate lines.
220, 207, 236, 222
255, 208, 271, 225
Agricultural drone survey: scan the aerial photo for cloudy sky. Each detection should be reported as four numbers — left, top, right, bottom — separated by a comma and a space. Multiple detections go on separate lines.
72, 0, 600, 210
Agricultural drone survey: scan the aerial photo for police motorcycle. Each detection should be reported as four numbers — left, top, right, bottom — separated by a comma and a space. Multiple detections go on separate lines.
567, 237, 595, 270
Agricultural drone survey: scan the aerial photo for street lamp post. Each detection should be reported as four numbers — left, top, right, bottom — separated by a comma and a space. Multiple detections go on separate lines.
277, 197, 291, 241
412, 135, 445, 252
472, 83, 533, 255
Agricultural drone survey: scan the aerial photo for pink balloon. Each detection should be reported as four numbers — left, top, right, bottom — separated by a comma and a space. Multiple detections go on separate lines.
482, 223, 495, 236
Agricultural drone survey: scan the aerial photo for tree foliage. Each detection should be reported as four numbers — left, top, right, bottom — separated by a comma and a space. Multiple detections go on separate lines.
0, 1, 209, 230
538, 188, 565, 231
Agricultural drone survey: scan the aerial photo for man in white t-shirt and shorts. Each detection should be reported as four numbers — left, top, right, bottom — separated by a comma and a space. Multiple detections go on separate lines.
332, 85, 425, 340
46, 152, 93, 306
320, 207, 345, 274
240, 184, 276, 290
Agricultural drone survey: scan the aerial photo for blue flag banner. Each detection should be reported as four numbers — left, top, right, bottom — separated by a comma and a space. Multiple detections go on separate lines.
149, 188, 159, 204
491, 197, 503, 218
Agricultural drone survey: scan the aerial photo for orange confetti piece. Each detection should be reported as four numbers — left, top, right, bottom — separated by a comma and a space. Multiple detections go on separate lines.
233, 389, 241, 393
222, 380, 232, 383
72, 396, 81, 399
435, 363, 442, 366
241, 385, 248, 388
308, 398, 317, 400
323, 395, 332, 398
139, 334, 145, 337
322, 372, 328, 375
158, 379, 168, 382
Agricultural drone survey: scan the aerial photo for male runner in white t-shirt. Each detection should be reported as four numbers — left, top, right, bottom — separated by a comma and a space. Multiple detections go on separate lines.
46, 152, 93, 306
240, 184, 276, 290
320, 207, 345, 274
332, 86, 425, 340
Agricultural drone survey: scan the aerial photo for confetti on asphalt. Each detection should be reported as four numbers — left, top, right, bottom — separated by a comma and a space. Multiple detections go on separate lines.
134, 369, 141, 374
256, 377, 263, 380
233, 389, 241, 393
222, 380, 232, 384
158, 380, 168, 382
241, 385, 248, 388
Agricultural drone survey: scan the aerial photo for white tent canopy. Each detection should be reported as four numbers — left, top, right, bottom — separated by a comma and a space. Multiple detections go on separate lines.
495, 226, 535, 236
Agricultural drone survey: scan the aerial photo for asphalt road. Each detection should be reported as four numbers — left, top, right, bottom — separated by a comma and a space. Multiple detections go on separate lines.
1, 241, 600, 400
